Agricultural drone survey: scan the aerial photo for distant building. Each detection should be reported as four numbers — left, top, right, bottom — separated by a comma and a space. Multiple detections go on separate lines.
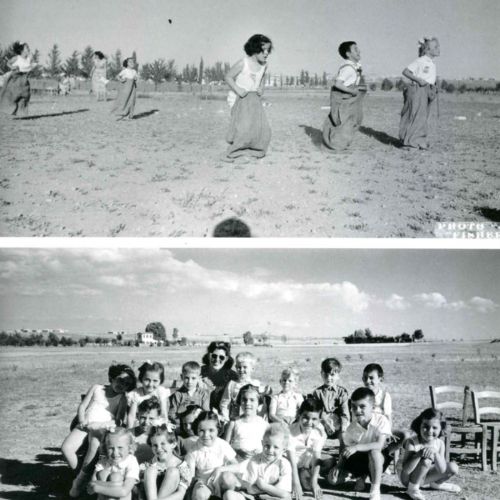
136, 331, 158, 346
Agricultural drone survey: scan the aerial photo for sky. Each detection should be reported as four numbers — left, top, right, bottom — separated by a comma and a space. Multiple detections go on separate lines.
1, 0, 499, 79
0, 248, 498, 340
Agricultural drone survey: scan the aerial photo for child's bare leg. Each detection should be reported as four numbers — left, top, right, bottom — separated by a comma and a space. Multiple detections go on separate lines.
192, 483, 211, 500
157, 467, 181, 499
61, 427, 88, 469
368, 450, 383, 496
423, 461, 460, 492
105, 472, 124, 500
223, 492, 246, 500
144, 466, 159, 500
298, 468, 312, 491
219, 471, 241, 495
82, 432, 102, 469
408, 457, 433, 487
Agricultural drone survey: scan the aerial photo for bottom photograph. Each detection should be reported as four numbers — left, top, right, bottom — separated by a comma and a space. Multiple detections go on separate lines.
0, 248, 499, 500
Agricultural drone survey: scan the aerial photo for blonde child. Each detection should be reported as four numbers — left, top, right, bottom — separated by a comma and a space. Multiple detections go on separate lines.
224, 34, 272, 160
143, 425, 189, 500
168, 362, 210, 425
322, 41, 366, 150
397, 408, 460, 500
184, 411, 238, 500
112, 56, 138, 120
328, 387, 393, 500
127, 361, 170, 428
312, 358, 350, 439
287, 398, 325, 500
62, 364, 136, 497
399, 37, 440, 149
178, 405, 202, 456
224, 384, 268, 461
219, 352, 269, 422
217, 423, 293, 500
269, 367, 304, 425
86, 428, 140, 500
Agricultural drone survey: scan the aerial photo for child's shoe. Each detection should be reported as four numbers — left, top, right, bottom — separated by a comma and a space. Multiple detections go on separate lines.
327, 466, 348, 485
406, 482, 426, 500
429, 481, 461, 493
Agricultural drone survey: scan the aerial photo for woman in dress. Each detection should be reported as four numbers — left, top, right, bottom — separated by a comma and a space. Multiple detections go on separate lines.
0, 41, 39, 116
111, 57, 138, 120
200, 341, 238, 412
90, 51, 108, 101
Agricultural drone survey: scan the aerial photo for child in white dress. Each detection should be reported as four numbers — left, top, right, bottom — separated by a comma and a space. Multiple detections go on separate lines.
269, 367, 304, 425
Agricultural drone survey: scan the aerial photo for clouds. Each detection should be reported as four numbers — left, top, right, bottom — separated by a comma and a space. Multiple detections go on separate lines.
385, 294, 411, 311
414, 292, 496, 313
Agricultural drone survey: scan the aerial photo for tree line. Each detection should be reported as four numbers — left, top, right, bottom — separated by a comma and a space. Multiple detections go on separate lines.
344, 328, 424, 344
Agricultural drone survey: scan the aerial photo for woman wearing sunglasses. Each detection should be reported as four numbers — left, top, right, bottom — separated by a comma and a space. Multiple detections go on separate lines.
201, 341, 238, 412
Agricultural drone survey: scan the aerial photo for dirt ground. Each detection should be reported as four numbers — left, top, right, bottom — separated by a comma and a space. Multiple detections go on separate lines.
0, 342, 499, 499
1, 90, 499, 237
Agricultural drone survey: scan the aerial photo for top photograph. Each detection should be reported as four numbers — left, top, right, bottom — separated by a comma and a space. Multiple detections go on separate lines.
0, 0, 499, 238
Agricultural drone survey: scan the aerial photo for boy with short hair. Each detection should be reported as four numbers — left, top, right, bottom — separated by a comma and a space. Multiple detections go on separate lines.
312, 357, 350, 439
362, 363, 392, 422
329, 387, 392, 500
322, 41, 366, 150
132, 397, 161, 464
168, 361, 210, 425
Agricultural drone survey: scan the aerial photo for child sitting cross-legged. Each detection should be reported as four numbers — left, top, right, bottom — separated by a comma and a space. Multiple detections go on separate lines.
328, 387, 393, 500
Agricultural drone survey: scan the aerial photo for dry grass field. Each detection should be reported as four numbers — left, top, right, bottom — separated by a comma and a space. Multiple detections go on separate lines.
0, 341, 499, 499
1, 90, 499, 237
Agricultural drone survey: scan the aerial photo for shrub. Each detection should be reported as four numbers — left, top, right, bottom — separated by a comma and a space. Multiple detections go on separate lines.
381, 78, 394, 91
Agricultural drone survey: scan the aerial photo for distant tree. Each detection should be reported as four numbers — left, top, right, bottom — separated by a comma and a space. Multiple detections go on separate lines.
45, 44, 62, 78
395, 78, 405, 91
145, 322, 166, 341
78, 337, 87, 347
369, 82, 377, 91
281, 334, 287, 344
445, 83, 456, 93
243, 331, 254, 345
131, 50, 138, 70
399, 332, 412, 343
299, 69, 305, 86
172, 328, 179, 341
179, 337, 188, 346
80, 45, 94, 78
165, 58, 176, 81
140, 62, 152, 81
364, 328, 373, 339
47, 331, 60, 346
64, 50, 80, 77
31, 49, 43, 78
198, 57, 204, 84
289, 76, 295, 86
353, 329, 367, 340
413, 329, 424, 341
261, 332, 269, 344
322, 71, 327, 87
381, 78, 394, 91
148, 59, 168, 89
108, 49, 122, 79
0, 43, 17, 73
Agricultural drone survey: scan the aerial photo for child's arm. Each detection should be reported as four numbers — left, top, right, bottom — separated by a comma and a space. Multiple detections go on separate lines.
115, 393, 128, 426
384, 392, 392, 422
254, 477, 291, 499
168, 392, 179, 424
219, 382, 232, 422
309, 451, 323, 500
268, 396, 284, 424
160, 389, 169, 419
225, 59, 248, 98
77, 384, 98, 425
87, 477, 137, 498
332, 79, 359, 96
224, 420, 235, 443
342, 433, 387, 457
339, 391, 350, 432
127, 401, 138, 429
428, 440, 446, 474
402, 68, 428, 87
285, 449, 303, 500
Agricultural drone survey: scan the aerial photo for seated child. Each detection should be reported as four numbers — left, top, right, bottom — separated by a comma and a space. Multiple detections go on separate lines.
168, 362, 210, 426
312, 357, 349, 439
184, 411, 238, 500
143, 424, 189, 500
86, 428, 140, 500
217, 423, 293, 500
219, 352, 270, 422
224, 384, 268, 461
397, 408, 460, 500
287, 397, 325, 500
269, 367, 304, 425
127, 361, 170, 428
328, 387, 392, 500
178, 405, 202, 456
132, 397, 161, 465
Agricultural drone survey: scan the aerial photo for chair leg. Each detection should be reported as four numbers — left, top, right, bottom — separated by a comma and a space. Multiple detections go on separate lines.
481, 425, 489, 471
493, 427, 499, 472
444, 430, 450, 462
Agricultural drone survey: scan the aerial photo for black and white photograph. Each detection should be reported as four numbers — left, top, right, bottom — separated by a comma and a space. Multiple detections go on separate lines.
0, 0, 499, 237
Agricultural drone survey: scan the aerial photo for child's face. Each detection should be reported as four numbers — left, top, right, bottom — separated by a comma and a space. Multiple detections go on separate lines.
427, 40, 440, 57
182, 370, 200, 391
240, 390, 259, 415
106, 434, 130, 464
280, 374, 296, 392
110, 373, 130, 394
150, 434, 175, 461
138, 408, 160, 430
420, 417, 441, 442
197, 419, 218, 447
255, 43, 271, 64
299, 410, 320, 431
351, 397, 374, 426
321, 369, 340, 387
262, 434, 286, 463
346, 44, 361, 62
142, 370, 162, 394
236, 359, 254, 380
363, 370, 382, 392
21, 45, 30, 58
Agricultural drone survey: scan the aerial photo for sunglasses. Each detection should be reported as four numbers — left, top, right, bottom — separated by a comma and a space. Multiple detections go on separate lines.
210, 354, 226, 361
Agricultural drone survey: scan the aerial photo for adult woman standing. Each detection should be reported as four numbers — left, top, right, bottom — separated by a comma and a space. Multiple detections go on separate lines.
90, 51, 107, 101
0, 41, 39, 116
200, 341, 238, 411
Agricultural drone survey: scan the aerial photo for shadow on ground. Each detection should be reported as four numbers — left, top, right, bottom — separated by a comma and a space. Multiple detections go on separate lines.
299, 124, 324, 148
14, 109, 89, 120
359, 126, 402, 147
133, 109, 159, 120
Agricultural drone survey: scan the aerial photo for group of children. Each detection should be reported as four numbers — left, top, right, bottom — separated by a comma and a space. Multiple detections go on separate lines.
2, 34, 440, 156
61, 353, 460, 500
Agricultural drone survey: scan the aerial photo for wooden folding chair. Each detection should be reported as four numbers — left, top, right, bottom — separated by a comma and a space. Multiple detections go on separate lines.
429, 385, 486, 469
472, 390, 500, 471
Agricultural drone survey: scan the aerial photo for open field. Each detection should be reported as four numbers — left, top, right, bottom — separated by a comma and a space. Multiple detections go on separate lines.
0, 342, 499, 499
1, 90, 499, 237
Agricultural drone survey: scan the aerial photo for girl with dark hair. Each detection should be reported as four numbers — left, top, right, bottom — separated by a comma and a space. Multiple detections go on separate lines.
90, 50, 108, 101
200, 341, 238, 411
0, 41, 39, 116
224, 34, 273, 160
111, 56, 138, 120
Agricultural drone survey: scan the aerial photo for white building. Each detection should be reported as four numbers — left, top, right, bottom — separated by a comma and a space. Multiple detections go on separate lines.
136, 331, 158, 346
